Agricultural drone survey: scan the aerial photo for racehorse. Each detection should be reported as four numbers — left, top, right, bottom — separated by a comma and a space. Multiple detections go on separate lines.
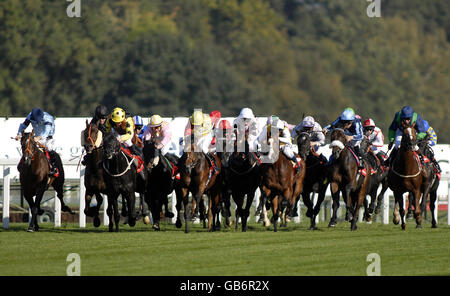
81, 120, 107, 227
294, 131, 329, 230
359, 136, 389, 222
387, 122, 429, 230
19, 131, 73, 232
175, 140, 222, 233
102, 132, 141, 232
328, 128, 371, 230
142, 140, 177, 231
227, 139, 261, 232
259, 134, 305, 232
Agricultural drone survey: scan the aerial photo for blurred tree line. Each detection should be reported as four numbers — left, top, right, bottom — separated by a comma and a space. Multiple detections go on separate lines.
0, 0, 449, 142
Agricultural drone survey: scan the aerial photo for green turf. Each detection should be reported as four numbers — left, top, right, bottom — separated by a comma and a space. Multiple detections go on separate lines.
1, 219, 449, 276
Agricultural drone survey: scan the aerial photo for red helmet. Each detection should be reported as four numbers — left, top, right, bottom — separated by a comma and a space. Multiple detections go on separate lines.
218, 119, 232, 130
209, 110, 221, 126
363, 118, 375, 128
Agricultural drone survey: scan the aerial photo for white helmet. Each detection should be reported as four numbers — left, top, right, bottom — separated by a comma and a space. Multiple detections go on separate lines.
302, 116, 315, 128
239, 107, 255, 120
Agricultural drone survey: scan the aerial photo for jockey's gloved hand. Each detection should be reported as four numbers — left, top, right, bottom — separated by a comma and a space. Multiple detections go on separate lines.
15, 134, 21, 141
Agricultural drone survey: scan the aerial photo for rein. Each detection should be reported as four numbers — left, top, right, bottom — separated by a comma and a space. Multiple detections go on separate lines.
229, 156, 257, 175
103, 150, 134, 177
391, 151, 422, 178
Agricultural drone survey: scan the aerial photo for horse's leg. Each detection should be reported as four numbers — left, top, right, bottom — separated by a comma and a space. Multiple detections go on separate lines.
374, 180, 388, 215
121, 195, 128, 218
429, 189, 437, 228
394, 192, 406, 230
302, 191, 313, 218
343, 184, 353, 222
24, 194, 36, 232
52, 177, 73, 214
272, 195, 279, 232
207, 195, 213, 232
175, 186, 183, 229
125, 190, 136, 228
242, 192, 255, 232
413, 188, 423, 229
107, 195, 114, 232
113, 196, 120, 232
92, 193, 102, 227
329, 182, 340, 227
181, 188, 190, 233
233, 194, 243, 231
200, 198, 207, 229
351, 189, 366, 231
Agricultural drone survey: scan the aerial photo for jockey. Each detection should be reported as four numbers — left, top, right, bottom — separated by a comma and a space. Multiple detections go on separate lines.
257, 115, 301, 173
184, 110, 218, 174
387, 106, 429, 166
91, 105, 109, 133
209, 110, 222, 147
105, 107, 142, 157
323, 108, 365, 169
421, 120, 441, 173
292, 115, 327, 164
15, 108, 59, 176
362, 118, 386, 165
132, 115, 147, 141
233, 107, 259, 152
143, 114, 179, 165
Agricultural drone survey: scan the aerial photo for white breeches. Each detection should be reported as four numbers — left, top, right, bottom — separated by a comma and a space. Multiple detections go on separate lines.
38, 138, 55, 151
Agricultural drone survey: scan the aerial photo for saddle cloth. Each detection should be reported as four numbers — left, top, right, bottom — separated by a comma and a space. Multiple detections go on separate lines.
120, 147, 145, 173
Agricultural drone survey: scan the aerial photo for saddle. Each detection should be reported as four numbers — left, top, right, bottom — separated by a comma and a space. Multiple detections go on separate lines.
35, 142, 60, 178
347, 146, 375, 177
161, 154, 180, 180
120, 147, 145, 173
290, 155, 302, 170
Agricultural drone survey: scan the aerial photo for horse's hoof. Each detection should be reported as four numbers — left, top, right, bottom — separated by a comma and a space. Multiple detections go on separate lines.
431, 224, 437, 229
305, 209, 312, 218
27, 227, 34, 232
38, 209, 45, 215
62, 205, 73, 214
152, 224, 160, 231
328, 222, 336, 228
309, 226, 317, 230
416, 224, 422, 229
175, 220, 182, 228
164, 211, 175, 218
401, 224, 406, 230
393, 218, 400, 225
143, 216, 151, 225
93, 216, 101, 228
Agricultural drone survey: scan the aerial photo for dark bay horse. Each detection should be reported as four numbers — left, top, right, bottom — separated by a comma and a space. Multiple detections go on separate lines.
143, 140, 177, 231
102, 132, 141, 232
227, 140, 261, 232
175, 141, 222, 233
19, 131, 73, 232
294, 132, 329, 230
259, 138, 305, 232
328, 128, 371, 230
359, 136, 389, 222
81, 120, 107, 227
388, 123, 430, 230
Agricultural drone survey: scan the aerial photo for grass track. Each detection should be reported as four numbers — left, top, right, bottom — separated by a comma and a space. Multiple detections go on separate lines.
1, 220, 449, 276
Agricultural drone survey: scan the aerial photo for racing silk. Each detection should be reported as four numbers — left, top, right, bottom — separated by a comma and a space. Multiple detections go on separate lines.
105, 117, 135, 143
18, 111, 55, 139
325, 117, 364, 144
388, 111, 427, 142
232, 117, 259, 151
257, 124, 292, 146
367, 126, 384, 153
423, 120, 437, 146
143, 121, 172, 147
137, 125, 148, 140
291, 121, 325, 146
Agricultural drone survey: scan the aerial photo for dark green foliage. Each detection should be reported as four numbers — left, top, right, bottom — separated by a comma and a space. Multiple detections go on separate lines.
0, 0, 449, 141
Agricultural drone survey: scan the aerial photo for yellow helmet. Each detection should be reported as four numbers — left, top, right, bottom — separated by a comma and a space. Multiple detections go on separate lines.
149, 115, 163, 127
111, 107, 125, 123
189, 110, 204, 126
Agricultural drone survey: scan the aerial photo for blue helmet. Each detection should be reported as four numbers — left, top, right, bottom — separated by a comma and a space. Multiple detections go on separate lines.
133, 115, 144, 127
400, 106, 414, 119
30, 108, 44, 122
340, 109, 355, 121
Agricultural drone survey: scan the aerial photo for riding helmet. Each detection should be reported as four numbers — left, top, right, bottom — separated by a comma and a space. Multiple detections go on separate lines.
111, 107, 126, 123
94, 105, 109, 118
149, 115, 162, 127
30, 108, 44, 122
400, 106, 414, 119
133, 115, 144, 127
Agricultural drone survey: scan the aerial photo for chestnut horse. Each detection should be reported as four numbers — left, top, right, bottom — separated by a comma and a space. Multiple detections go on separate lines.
388, 122, 429, 230
328, 128, 371, 230
19, 131, 73, 232
175, 141, 222, 233
259, 136, 305, 232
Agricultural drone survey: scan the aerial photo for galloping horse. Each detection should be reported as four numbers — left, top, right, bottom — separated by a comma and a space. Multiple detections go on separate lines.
175, 140, 222, 233
227, 140, 261, 232
81, 120, 107, 227
259, 136, 305, 232
102, 132, 141, 232
294, 132, 329, 230
328, 128, 371, 230
388, 122, 430, 230
19, 131, 73, 232
359, 136, 389, 222
142, 140, 177, 231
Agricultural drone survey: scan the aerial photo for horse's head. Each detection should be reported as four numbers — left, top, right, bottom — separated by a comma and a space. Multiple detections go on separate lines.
82, 120, 102, 154
143, 140, 161, 172
20, 130, 36, 166
296, 132, 311, 159
401, 124, 417, 151
329, 128, 346, 160
359, 136, 372, 154
102, 133, 120, 160
179, 142, 199, 174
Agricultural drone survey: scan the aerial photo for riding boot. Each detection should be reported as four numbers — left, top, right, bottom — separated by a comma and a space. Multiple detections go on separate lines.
81, 154, 89, 166
48, 151, 58, 177
319, 153, 328, 165
386, 148, 397, 167
129, 145, 146, 180
353, 146, 365, 169
432, 157, 442, 173
250, 152, 261, 166
290, 155, 301, 174
205, 152, 219, 175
